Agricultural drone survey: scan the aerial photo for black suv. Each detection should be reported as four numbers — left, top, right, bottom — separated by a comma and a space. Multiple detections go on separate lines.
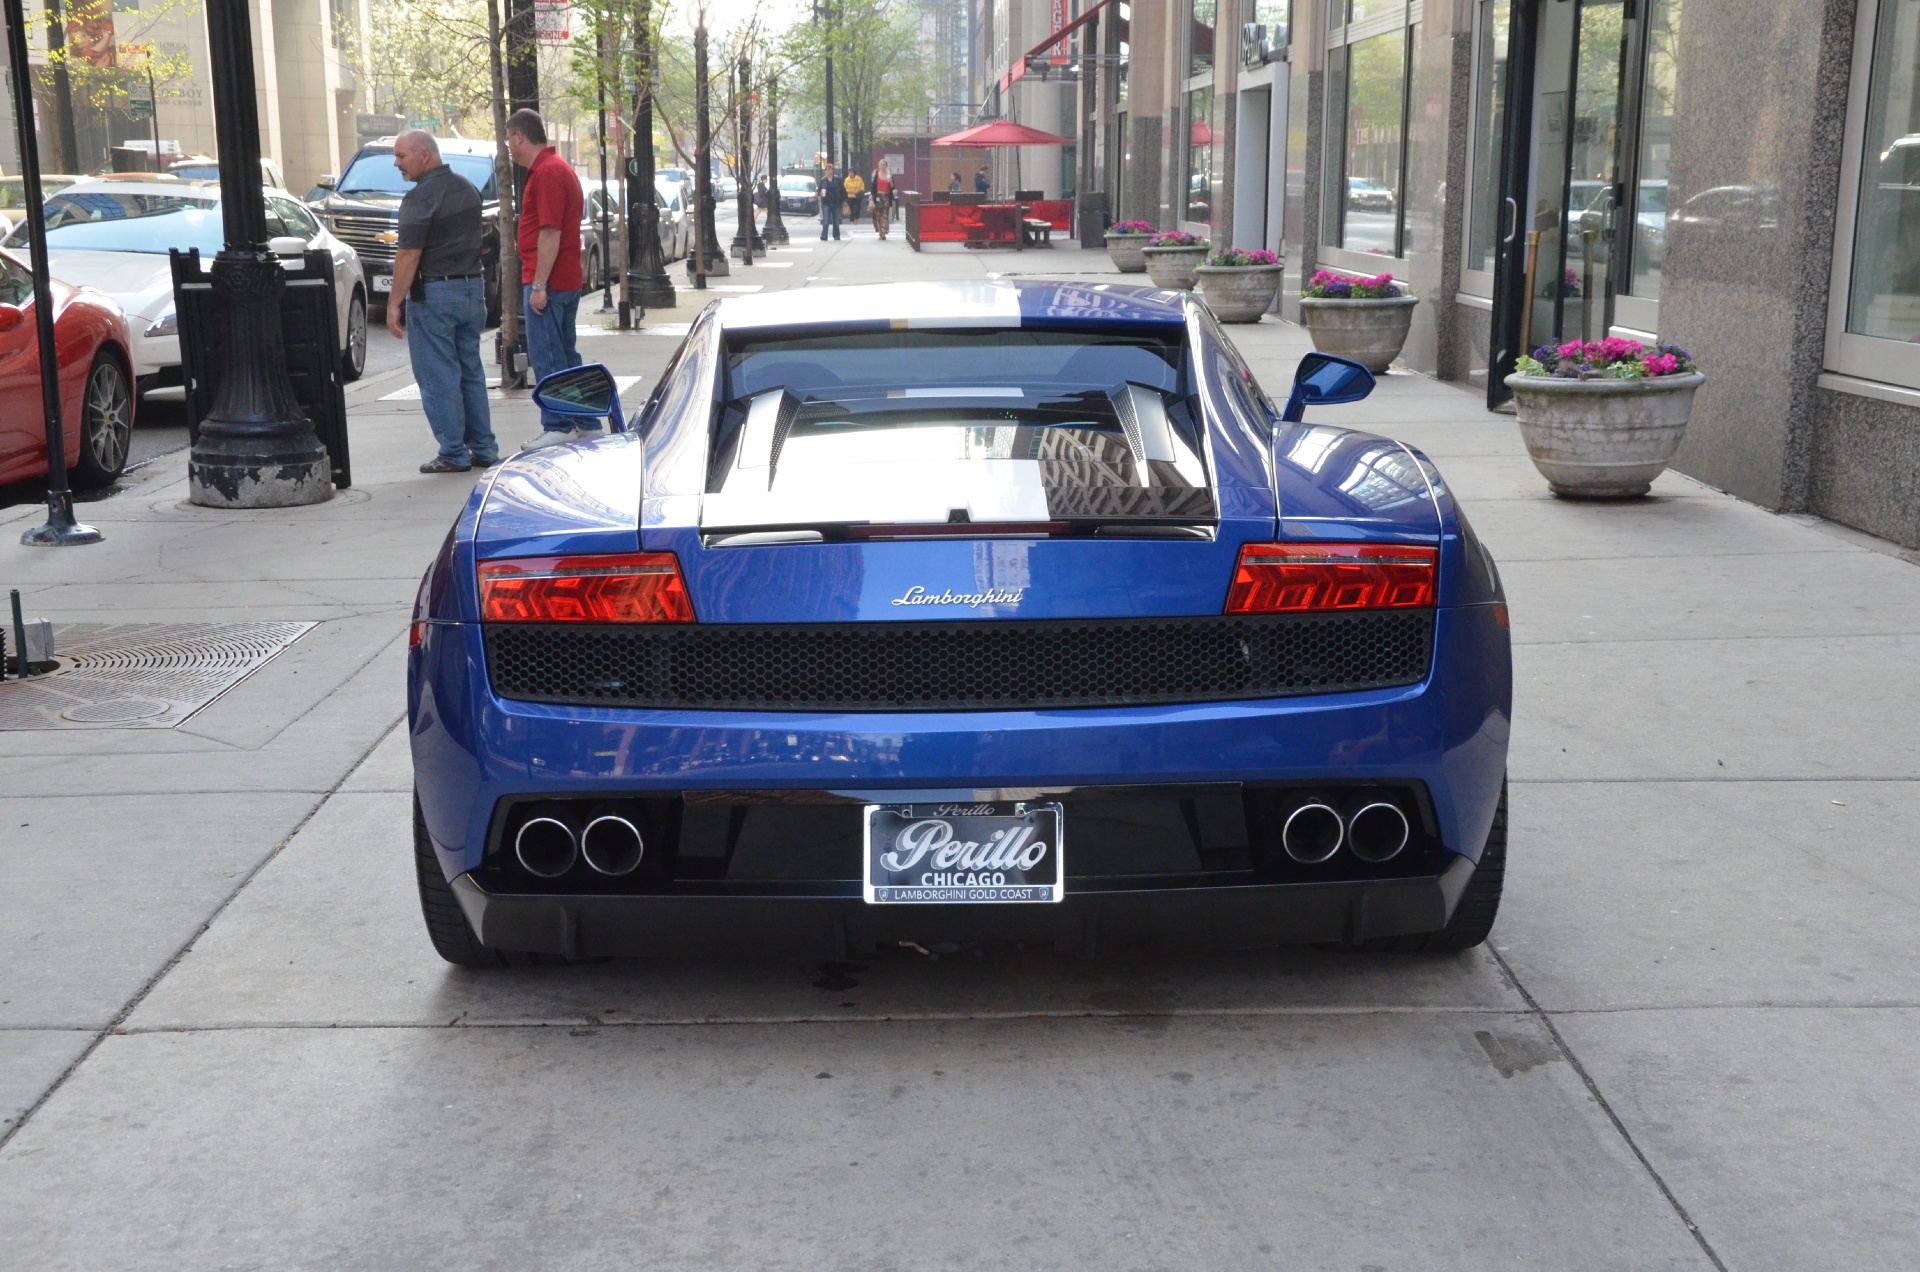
310, 137, 503, 323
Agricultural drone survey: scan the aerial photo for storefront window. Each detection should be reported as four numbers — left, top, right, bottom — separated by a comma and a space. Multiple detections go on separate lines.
1251, 0, 1289, 46
1339, 27, 1407, 255
1467, 0, 1511, 276
1187, 85, 1217, 226
1846, 0, 1920, 343
1628, 0, 1679, 298
1191, 0, 1216, 77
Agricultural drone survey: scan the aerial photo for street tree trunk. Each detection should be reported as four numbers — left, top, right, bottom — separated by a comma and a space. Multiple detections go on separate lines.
486, 0, 523, 386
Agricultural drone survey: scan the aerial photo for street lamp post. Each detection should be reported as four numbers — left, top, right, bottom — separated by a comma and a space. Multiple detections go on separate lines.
188, 0, 331, 508
688, 19, 727, 279
730, 56, 764, 261
762, 73, 789, 246
625, 0, 675, 310
596, 28, 613, 313
4, 0, 97, 544
815, 1, 835, 168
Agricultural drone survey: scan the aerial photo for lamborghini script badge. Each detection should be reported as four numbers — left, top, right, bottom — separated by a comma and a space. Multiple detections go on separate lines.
892, 585, 1026, 608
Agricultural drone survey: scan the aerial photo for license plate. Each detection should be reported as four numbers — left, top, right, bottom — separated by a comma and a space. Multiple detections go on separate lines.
372, 274, 392, 293
864, 802, 1063, 904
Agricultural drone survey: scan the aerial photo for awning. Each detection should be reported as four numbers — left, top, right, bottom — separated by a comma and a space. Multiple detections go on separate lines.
997, 0, 1112, 95
931, 121, 1071, 148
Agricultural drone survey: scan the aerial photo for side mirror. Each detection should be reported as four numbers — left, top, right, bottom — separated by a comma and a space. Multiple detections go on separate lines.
268, 235, 309, 257
1280, 352, 1375, 423
316, 174, 336, 190
0, 304, 24, 333
531, 363, 626, 434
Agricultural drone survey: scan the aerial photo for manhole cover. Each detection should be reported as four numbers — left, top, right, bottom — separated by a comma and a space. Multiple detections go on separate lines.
0, 622, 314, 730
59, 698, 171, 723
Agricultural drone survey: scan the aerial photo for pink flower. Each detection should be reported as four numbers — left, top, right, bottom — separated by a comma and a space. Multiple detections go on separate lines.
1643, 352, 1681, 377
1597, 336, 1645, 363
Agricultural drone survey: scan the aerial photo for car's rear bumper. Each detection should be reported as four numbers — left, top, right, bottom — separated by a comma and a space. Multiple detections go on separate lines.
449, 855, 1476, 957
409, 604, 1512, 879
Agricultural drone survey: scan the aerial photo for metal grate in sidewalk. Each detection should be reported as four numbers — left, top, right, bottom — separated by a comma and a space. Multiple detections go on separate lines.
0, 622, 314, 730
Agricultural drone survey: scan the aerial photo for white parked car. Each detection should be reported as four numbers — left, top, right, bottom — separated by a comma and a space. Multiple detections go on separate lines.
1, 176, 369, 398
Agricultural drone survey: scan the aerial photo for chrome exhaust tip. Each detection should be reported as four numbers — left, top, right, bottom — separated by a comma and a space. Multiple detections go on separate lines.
580, 815, 645, 876
1281, 802, 1344, 864
1347, 802, 1410, 863
514, 817, 578, 878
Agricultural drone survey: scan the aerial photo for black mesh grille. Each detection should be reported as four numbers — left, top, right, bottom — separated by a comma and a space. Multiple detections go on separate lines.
484, 611, 1434, 712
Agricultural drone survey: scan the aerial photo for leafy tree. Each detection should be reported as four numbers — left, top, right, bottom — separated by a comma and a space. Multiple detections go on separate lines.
779, 0, 927, 166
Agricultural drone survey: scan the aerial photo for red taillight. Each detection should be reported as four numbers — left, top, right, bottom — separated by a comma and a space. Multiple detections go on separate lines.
479, 552, 696, 623
1225, 542, 1437, 614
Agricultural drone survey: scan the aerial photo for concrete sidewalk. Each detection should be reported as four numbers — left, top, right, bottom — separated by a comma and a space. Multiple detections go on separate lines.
1, 236, 1916, 1269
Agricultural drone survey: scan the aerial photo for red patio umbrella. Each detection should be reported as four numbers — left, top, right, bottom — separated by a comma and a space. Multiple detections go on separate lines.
931, 120, 1069, 147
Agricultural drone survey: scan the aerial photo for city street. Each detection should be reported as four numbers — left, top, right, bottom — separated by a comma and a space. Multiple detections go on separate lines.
2, 225, 1917, 1270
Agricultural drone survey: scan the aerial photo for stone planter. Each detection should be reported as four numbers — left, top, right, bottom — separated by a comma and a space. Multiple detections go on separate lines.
1297, 294, 1419, 372
1142, 244, 1209, 290
1195, 264, 1282, 323
1504, 371, 1706, 498
1104, 233, 1150, 273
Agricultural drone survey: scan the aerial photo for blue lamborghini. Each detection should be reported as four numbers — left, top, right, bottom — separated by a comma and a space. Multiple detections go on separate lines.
408, 281, 1511, 964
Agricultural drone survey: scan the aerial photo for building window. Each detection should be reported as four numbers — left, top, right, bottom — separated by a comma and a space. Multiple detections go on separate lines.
1626, 0, 1679, 300
1324, 6, 1413, 259
1187, 84, 1217, 225
1192, 0, 1216, 77
1847, 0, 1920, 344
1465, 1, 1511, 281
1830, 0, 1920, 391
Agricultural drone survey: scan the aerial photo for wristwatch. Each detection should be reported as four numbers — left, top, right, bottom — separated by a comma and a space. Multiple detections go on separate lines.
532, 283, 548, 293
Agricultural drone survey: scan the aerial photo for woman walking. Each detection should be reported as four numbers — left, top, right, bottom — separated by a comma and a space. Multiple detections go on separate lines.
870, 159, 895, 240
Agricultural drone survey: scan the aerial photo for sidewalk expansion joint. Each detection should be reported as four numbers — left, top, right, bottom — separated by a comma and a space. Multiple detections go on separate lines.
1490, 946, 1731, 1272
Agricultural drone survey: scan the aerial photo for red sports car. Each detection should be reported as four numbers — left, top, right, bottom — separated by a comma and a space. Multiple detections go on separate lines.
0, 246, 135, 489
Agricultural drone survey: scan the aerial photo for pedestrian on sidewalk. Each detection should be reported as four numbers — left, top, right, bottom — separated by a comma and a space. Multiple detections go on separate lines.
974, 166, 990, 195
505, 108, 589, 453
844, 170, 866, 220
870, 158, 893, 240
819, 163, 845, 241
386, 129, 498, 474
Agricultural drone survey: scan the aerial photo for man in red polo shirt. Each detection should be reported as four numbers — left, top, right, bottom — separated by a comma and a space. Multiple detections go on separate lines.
505, 109, 588, 450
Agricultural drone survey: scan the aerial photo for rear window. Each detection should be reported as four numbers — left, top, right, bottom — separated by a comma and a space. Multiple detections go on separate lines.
704, 327, 1211, 532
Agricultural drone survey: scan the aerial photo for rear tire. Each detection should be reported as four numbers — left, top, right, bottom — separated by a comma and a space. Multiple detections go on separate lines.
71, 351, 132, 490
1368, 779, 1506, 953
415, 791, 561, 967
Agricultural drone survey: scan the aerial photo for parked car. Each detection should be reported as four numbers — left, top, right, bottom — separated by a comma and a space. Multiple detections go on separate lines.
165, 154, 287, 191
0, 174, 83, 237
716, 174, 740, 201
654, 176, 690, 260
4, 177, 370, 396
1347, 177, 1395, 212
0, 246, 136, 489
309, 136, 501, 323
582, 178, 684, 274
406, 280, 1512, 965
777, 173, 819, 216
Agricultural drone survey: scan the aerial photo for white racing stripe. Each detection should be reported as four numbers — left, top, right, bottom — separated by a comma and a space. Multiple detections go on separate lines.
380, 374, 641, 402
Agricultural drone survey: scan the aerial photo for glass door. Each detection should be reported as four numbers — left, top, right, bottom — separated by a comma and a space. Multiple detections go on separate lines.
1487, 0, 1635, 406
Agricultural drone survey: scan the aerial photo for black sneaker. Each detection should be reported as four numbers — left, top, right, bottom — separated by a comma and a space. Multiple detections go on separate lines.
420, 456, 472, 473
471, 454, 502, 468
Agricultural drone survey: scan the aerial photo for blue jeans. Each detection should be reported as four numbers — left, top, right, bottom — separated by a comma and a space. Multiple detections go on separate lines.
524, 284, 583, 432
820, 202, 841, 240
406, 277, 496, 464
